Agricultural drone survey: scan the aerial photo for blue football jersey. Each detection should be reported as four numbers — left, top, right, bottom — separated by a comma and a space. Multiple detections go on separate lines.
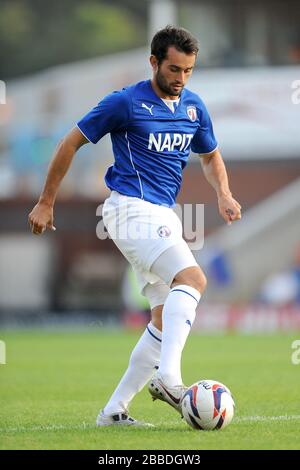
77, 80, 217, 207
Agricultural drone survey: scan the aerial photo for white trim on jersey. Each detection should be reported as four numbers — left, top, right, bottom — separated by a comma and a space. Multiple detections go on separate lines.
198, 145, 218, 156
125, 132, 144, 199
76, 124, 93, 143
161, 98, 180, 113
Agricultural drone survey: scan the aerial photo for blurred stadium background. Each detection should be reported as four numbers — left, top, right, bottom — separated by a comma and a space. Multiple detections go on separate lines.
0, 0, 300, 333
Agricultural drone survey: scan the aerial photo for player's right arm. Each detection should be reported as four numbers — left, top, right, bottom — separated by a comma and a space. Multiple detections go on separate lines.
29, 89, 130, 235
28, 126, 88, 235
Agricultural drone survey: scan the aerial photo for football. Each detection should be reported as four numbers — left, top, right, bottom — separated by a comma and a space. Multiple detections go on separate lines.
181, 380, 235, 431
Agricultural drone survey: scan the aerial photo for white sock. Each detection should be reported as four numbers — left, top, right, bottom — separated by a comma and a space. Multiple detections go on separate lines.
103, 322, 162, 415
158, 284, 201, 387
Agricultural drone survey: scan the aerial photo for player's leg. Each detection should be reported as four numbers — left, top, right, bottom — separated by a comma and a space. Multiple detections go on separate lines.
99, 192, 197, 421
158, 263, 206, 386
150, 299, 163, 331
148, 243, 205, 412
96, 281, 168, 426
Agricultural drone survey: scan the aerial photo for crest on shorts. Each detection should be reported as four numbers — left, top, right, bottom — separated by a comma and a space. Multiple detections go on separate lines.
157, 225, 171, 238
187, 105, 197, 122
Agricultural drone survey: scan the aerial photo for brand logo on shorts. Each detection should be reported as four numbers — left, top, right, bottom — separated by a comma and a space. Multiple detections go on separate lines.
187, 105, 197, 122
157, 225, 171, 238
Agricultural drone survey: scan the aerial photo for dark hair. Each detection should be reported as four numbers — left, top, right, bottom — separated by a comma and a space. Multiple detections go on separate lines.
151, 25, 199, 64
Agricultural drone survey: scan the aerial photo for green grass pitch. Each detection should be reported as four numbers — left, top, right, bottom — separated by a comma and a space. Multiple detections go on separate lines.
0, 329, 299, 449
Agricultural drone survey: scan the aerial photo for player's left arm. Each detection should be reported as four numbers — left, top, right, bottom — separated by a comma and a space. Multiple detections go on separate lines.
199, 147, 241, 225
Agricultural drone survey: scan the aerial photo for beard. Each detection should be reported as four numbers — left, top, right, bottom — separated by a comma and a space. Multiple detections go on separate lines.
156, 68, 183, 97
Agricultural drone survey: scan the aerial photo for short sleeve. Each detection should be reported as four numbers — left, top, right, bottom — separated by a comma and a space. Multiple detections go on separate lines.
77, 90, 131, 144
191, 100, 218, 154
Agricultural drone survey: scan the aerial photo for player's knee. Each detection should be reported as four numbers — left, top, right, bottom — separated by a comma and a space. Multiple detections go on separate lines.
172, 266, 207, 294
189, 269, 207, 293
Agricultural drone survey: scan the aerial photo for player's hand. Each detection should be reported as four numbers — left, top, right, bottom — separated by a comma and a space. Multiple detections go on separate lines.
28, 202, 56, 235
218, 194, 241, 226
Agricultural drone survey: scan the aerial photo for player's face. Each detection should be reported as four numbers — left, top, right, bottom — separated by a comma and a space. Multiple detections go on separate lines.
151, 46, 196, 98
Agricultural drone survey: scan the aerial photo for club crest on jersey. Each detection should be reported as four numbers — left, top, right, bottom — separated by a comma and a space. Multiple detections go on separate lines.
157, 225, 171, 238
187, 105, 197, 122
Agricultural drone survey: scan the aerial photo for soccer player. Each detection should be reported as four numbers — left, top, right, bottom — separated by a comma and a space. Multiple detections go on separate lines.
28, 26, 241, 427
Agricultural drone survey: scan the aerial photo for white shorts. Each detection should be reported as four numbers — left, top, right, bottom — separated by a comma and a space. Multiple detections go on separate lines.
102, 191, 198, 304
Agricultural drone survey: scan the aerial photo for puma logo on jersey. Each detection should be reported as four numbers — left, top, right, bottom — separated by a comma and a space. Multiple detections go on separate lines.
148, 133, 194, 152
142, 103, 154, 115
